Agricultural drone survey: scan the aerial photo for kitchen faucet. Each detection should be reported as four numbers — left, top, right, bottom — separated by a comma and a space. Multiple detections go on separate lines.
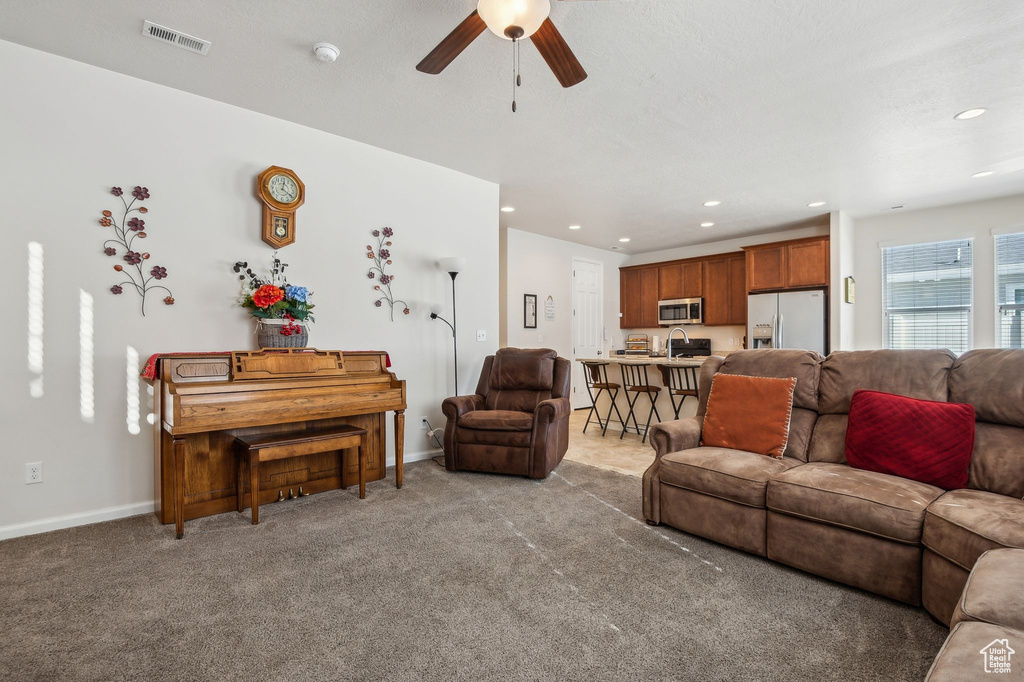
668, 327, 690, 359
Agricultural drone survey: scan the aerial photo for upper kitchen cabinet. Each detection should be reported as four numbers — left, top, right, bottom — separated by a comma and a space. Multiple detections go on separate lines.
619, 266, 660, 328
703, 254, 746, 326
658, 261, 703, 300
620, 268, 641, 328
744, 236, 830, 292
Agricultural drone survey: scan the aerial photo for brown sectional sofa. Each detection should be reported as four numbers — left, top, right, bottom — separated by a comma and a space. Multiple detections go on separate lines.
643, 348, 1024, 625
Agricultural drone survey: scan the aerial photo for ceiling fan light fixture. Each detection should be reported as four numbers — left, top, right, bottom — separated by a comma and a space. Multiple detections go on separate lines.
477, 0, 551, 40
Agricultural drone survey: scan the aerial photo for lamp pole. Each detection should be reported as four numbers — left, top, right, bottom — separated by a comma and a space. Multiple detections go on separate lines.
449, 271, 459, 392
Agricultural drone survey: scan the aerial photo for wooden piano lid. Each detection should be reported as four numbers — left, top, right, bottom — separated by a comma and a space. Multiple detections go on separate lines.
231, 348, 345, 380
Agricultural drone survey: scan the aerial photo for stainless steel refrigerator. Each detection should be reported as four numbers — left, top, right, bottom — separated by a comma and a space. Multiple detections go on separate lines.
747, 290, 828, 354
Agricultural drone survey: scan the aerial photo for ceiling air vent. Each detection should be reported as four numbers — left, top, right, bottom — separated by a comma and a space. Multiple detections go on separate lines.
142, 20, 211, 56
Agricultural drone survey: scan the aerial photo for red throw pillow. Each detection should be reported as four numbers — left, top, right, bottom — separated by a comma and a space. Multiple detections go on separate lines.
845, 389, 975, 490
701, 374, 797, 458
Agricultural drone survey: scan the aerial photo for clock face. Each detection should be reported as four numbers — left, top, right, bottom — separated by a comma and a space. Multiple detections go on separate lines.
267, 174, 298, 204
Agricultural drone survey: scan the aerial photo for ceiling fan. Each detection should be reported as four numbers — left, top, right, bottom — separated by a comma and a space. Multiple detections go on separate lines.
416, 0, 592, 93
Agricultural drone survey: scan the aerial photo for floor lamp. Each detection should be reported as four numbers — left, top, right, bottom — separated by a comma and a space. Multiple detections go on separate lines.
431, 257, 465, 394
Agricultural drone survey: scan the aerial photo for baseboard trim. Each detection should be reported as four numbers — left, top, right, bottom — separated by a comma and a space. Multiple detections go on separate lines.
1, 450, 444, 542
0, 501, 157, 542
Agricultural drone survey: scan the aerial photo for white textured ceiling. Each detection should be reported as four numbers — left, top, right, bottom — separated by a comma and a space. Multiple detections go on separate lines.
3, 0, 1024, 253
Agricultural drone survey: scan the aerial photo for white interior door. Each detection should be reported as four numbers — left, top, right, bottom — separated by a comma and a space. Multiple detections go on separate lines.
572, 259, 604, 409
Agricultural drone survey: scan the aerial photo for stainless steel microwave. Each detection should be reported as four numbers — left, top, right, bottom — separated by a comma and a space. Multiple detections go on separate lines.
658, 298, 702, 326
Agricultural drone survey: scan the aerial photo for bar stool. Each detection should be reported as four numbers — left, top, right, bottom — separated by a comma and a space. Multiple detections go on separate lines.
618, 362, 662, 444
580, 360, 625, 437
658, 363, 701, 420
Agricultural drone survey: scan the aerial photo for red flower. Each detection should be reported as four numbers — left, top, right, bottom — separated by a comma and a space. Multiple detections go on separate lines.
127, 217, 145, 231
104, 247, 116, 256
99, 217, 112, 227
164, 296, 175, 305
111, 187, 123, 197
150, 266, 168, 280
132, 186, 150, 200
403, 308, 410, 315
123, 251, 142, 265
252, 284, 284, 308
110, 285, 123, 294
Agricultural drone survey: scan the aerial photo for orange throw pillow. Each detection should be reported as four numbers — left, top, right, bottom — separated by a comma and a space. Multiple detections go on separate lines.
700, 374, 797, 458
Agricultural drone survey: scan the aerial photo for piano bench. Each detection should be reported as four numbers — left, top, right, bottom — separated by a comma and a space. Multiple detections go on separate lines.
224, 425, 369, 535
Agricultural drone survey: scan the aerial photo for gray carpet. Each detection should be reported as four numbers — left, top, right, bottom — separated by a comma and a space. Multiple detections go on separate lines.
0, 460, 947, 682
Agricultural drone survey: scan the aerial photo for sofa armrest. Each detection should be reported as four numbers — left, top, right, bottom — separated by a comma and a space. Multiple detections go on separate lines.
643, 417, 703, 525
535, 397, 570, 423
649, 417, 703, 459
442, 394, 485, 420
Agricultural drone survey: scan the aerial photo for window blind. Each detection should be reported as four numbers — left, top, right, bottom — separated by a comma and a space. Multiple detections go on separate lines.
882, 239, 972, 354
996, 232, 1024, 349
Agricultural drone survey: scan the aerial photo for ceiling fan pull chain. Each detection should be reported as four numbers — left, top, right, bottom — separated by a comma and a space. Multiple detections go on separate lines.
516, 38, 522, 87
511, 37, 518, 113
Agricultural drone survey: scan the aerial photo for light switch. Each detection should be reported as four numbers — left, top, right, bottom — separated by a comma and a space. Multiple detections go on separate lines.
537, 334, 544, 343
476, 330, 486, 342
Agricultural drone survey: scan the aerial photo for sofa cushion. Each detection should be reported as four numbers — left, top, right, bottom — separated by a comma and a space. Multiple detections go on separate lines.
845, 389, 975, 490
970, 423, 1024, 498
949, 349, 1024, 428
489, 347, 556, 391
924, 621, 1023, 681
459, 410, 534, 431
923, 489, 1024, 571
767, 462, 943, 544
952, 549, 1024, 632
701, 374, 797, 458
659, 447, 803, 508
717, 349, 822, 411
817, 349, 955, 415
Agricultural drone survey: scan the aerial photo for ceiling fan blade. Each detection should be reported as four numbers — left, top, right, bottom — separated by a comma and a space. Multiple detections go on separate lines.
530, 18, 588, 88
416, 10, 488, 75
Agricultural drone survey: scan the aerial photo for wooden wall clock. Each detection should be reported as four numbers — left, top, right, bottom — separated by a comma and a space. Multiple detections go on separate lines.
256, 166, 305, 248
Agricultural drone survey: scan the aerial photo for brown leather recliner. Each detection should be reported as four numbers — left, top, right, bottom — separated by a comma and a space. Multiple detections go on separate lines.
442, 348, 571, 479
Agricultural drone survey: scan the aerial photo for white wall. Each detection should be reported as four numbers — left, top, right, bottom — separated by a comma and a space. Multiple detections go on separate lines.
829, 211, 856, 350
624, 221, 831, 352
851, 194, 1024, 350
0, 41, 499, 537
502, 228, 628, 405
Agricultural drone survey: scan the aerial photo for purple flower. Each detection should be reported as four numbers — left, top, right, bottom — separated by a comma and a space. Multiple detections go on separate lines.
111, 187, 123, 197
110, 285, 123, 294
123, 251, 142, 265
127, 217, 145, 231
132, 186, 150, 200
382, 227, 394, 238
374, 300, 382, 307
104, 247, 116, 256
372, 229, 380, 237
367, 271, 376, 279
379, 249, 390, 259
150, 266, 168, 280
379, 274, 391, 285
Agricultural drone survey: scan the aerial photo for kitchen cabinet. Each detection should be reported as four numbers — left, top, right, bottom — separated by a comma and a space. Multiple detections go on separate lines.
745, 236, 830, 292
658, 261, 703, 300
702, 254, 746, 326
639, 267, 660, 327
620, 268, 640, 328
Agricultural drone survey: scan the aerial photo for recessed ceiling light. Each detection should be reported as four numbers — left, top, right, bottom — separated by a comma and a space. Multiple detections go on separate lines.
807, 201, 827, 208
500, 206, 515, 213
954, 108, 987, 120
619, 237, 631, 242
700, 222, 715, 228
568, 225, 581, 230
703, 200, 721, 207
972, 170, 996, 178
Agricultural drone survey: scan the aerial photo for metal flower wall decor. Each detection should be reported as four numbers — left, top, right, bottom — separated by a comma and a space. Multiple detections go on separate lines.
99, 186, 174, 315
366, 227, 409, 321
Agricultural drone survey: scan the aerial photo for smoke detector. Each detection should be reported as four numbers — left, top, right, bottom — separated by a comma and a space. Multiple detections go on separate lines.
313, 43, 339, 63
142, 21, 210, 55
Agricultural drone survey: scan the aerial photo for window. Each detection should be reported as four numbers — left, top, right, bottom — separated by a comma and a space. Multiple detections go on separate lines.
882, 239, 973, 354
996, 232, 1024, 349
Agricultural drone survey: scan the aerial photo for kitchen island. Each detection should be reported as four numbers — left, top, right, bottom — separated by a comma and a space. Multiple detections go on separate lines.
576, 355, 714, 436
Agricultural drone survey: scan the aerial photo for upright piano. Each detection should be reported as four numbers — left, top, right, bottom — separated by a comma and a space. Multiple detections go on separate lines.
148, 349, 406, 534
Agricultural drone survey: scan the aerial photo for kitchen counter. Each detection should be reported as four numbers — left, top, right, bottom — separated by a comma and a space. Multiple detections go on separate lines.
576, 356, 710, 367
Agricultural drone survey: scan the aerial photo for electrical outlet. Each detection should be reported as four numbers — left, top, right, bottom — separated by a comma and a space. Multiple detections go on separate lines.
476, 330, 486, 342
26, 462, 43, 484
419, 417, 428, 431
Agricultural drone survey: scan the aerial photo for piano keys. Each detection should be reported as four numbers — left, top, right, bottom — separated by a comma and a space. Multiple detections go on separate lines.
147, 349, 406, 534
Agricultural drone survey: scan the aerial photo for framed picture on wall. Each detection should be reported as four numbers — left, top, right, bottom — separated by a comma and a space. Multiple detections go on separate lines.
524, 294, 537, 329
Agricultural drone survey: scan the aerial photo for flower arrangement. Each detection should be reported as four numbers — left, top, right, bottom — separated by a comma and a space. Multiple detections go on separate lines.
367, 227, 409, 321
232, 255, 314, 338
99, 185, 174, 315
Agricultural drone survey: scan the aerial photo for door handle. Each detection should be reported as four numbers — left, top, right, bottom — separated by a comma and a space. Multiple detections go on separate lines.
771, 314, 778, 348
779, 314, 784, 348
